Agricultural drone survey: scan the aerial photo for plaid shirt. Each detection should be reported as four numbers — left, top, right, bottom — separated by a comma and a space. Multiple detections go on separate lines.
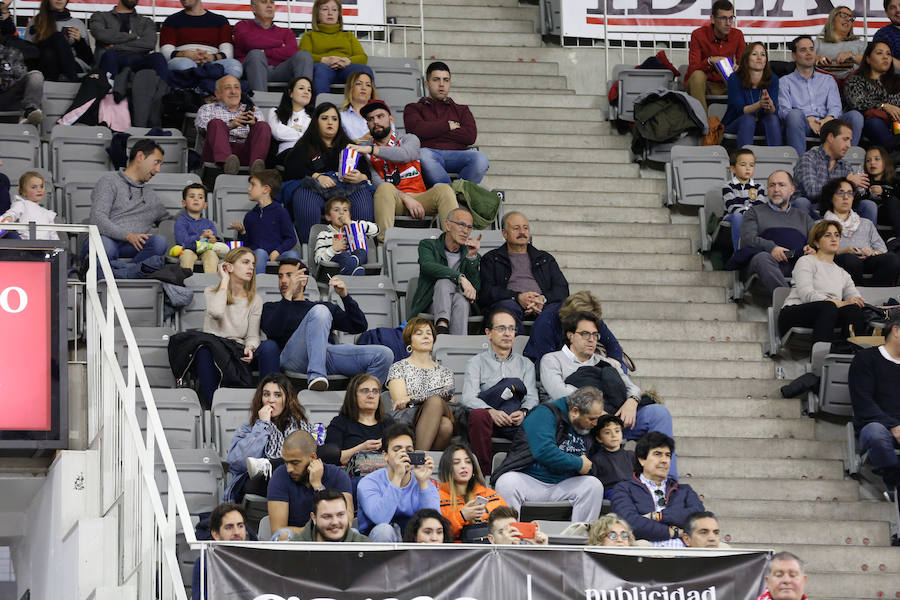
793, 145, 852, 202
195, 101, 264, 143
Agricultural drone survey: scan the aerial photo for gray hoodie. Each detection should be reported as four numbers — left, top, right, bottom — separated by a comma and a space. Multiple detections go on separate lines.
90, 170, 169, 240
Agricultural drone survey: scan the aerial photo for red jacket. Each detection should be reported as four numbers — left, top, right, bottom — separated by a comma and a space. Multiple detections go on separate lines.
685, 23, 745, 84
403, 97, 477, 151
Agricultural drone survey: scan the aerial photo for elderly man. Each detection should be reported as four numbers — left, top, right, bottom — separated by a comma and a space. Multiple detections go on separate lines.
755, 552, 809, 600
195, 75, 271, 174
160, 0, 241, 78
850, 317, 900, 499
408, 206, 481, 335
478, 211, 569, 332
492, 386, 606, 523
739, 170, 816, 293
233, 0, 313, 91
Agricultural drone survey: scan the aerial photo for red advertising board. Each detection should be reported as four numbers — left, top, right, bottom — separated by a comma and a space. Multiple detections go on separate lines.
0, 260, 51, 431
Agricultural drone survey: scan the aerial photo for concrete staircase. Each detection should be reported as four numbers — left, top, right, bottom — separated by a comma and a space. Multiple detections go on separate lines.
384, 0, 900, 597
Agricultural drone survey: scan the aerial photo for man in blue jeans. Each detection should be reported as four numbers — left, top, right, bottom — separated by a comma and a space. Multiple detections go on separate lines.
86, 139, 170, 278
403, 61, 489, 187
849, 317, 900, 500
260, 258, 392, 391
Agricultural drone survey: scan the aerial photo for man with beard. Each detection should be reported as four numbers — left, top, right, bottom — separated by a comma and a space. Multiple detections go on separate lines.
293, 488, 371, 542
740, 170, 816, 293
754, 552, 809, 600
267, 431, 352, 539
491, 386, 605, 523
191, 502, 250, 600
478, 211, 569, 333
347, 99, 458, 242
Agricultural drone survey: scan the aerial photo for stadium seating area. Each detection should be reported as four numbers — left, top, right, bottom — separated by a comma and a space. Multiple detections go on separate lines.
3, 0, 900, 599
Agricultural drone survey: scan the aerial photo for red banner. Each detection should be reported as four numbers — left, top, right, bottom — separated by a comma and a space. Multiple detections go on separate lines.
0, 261, 51, 431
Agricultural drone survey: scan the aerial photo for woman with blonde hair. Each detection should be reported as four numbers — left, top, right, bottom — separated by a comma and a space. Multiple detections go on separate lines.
299, 0, 375, 96
814, 5, 864, 78
387, 317, 466, 450
168, 246, 281, 408
587, 514, 636, 547
340, 70, 380, 142
523, 290, 626, 369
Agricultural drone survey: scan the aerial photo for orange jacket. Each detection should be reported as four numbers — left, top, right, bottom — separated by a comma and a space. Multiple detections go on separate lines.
438, 481, 507, 540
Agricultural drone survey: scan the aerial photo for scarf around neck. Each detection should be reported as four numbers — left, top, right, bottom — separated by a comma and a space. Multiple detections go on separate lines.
823, 209, 861, 238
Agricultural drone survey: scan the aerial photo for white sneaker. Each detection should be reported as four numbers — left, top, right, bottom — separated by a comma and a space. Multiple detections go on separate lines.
246, 456, 272, 480
308, 376, 329, 391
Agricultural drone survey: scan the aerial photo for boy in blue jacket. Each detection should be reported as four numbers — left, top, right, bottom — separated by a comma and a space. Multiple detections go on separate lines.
172, 183, 228, 272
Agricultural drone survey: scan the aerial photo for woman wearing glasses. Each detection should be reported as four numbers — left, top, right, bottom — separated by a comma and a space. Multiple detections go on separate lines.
815, 6, 865, 79
844, 42, 900, 151
587, 514, 636, 547
819, 177, 900, 286
778, 216, 869, 345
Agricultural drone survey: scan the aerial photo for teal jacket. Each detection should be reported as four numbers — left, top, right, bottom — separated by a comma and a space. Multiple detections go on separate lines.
409, 233, 481, 318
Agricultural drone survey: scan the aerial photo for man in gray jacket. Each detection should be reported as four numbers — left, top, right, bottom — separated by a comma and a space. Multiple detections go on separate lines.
86, 139, 170, 275
89, 0, 170, 84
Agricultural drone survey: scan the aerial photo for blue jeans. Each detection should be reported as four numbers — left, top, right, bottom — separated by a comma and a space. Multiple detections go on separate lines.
782, 108, 863, 156
331, 248, 368, 275
312, 62, 374, 96
725, 112, 783, 148
623, 403, 678, 479
279, 304, 393, 381
167, 56, 242, 79
252, 248, 300, 273
97, 234, 168, 263
724, 212, 744, 251
859, 422, 900, 487
418, 148, 490, 186
368, 522, 401, 542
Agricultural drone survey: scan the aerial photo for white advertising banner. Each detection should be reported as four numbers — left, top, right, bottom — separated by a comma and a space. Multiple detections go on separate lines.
562, 0, 889, 41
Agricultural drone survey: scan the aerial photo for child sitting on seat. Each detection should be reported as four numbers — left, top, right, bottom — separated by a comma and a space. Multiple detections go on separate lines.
0, 171, 58, 240
723, 148, 766, 251
314, 196, 378, 277
588, 415, 636, 498
171, 183, 228, 273
229, 169, 301, 273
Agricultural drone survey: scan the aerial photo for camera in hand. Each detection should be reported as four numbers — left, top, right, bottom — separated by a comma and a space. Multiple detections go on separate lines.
407, 450, 426, 465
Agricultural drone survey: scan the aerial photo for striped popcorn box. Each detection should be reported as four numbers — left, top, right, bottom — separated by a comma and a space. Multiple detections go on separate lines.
714, 57, 734, 81
343, 222, 368, 252
339, 147, 359, 175
313, 422, 327, 445
228, 241, 244, 250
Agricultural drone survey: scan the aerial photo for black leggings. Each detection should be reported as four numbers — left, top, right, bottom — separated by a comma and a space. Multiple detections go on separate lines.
778, 301, 868, 343
835, 252, 900, 287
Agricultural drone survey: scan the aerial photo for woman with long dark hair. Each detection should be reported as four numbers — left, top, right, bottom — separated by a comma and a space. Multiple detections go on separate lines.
283, 102, 375, 243
859, 146, 900, 239
722, 42, 782, 148
844, 41, 900, 151
24, 0, 93, 81
436, 443, 506, 541
223, 373, 315, 502
266, 76, 314, 164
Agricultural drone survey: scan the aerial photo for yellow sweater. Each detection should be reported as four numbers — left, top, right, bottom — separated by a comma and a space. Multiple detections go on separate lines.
299, 23, 367, 64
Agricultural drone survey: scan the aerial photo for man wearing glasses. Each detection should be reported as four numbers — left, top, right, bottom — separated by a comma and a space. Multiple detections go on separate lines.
874, 0, 900, 72
407, 207, 482, 335
461, 308, 538, 474
540, 311, 676, 477
685, 0, 745, 112
610, 432, 704, 548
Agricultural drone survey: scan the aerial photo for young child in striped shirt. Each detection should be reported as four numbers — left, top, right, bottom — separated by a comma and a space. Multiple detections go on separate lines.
723, 148, 766, 251
314, 196, 378, 277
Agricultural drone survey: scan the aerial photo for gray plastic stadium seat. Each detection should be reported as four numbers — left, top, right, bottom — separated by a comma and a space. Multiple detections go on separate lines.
845, 146, 866, 172
315, 93, 345, 108
257, 515, 272, 541
213, 174, 253, 237
384, 227, 442, 298
669, 145, 729, 207
743, 145, 799, 181
328, 275, 398, 334
126, 127, 189, 173
305, 403, 340, 427
807, 341, 854, 417
613, 68, 675, 123
145, 172, 202, 215
433, 334, 491, 393
99, 279, 163, 327
50, 125, 112, 183
63, 171, 107, 225
698, 188, 728, 253
117, 337, 176, 388
307, 223, 383, 281
135, 388, 203, 449
298, 390, 346, 407
155, 448, 224, 515
40, 81, 81, 137
0, 124, 40, 182
478, 229, 506, 254
251, 91, 282, 113
179, 284, 208, 331
767, 286, 824, 357
210, 389, 254, 460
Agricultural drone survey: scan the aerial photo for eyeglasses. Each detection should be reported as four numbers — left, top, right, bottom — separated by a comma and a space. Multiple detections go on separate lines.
836, 12, 856, 21
358, 387, 380, 396
653, 489, 667, 508
833, 190, 854, 198
447, 219, 474, 231
491, 325, 516, 334
713, 15, 737, 23
576, 330, 601, 341
606, 531, 631, 540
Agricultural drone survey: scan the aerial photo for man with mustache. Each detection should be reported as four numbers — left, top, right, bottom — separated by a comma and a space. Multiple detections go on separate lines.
478, 211, 569, 333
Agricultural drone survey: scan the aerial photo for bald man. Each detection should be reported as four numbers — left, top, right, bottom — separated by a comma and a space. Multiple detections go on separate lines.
194, 74, 271, 174
267, 431, 353, 540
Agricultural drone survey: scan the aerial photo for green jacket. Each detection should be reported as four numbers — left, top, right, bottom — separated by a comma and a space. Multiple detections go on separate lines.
292, 520, 371, 542
410, 233, 481, 318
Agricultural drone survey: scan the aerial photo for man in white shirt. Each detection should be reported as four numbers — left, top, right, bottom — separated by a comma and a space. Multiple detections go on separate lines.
540, 311, 677, 477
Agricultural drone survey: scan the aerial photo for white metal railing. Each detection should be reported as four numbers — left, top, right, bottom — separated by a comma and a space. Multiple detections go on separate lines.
3, 222, 194, 599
